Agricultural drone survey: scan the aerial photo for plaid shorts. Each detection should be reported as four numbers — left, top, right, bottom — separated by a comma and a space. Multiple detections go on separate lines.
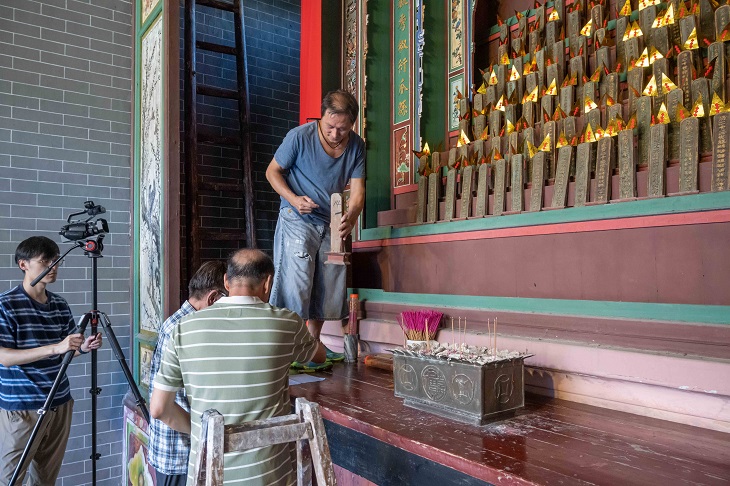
270, 207, 348, 321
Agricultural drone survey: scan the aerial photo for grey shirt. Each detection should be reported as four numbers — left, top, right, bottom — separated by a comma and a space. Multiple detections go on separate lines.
274, 121, 365, 225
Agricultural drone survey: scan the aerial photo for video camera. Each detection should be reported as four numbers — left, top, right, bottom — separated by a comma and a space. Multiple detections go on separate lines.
60, 201, 109, 241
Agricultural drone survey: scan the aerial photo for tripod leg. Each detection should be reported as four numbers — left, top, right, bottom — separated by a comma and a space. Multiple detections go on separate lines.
98, 313, 150, 423
89, 311, 101, 485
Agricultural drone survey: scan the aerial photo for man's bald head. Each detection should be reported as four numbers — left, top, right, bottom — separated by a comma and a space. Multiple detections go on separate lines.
226, 249, 275, 290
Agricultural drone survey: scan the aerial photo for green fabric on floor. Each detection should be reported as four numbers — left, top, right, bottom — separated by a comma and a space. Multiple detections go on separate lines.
324, 346, 345, 362
290, 360, 333, 373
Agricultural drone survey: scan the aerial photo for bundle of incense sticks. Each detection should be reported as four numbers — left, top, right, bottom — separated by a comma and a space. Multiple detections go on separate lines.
398, 310, 443, 341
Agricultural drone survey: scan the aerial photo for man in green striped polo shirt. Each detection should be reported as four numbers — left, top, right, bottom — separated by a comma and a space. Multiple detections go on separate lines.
151, 249, 326, 485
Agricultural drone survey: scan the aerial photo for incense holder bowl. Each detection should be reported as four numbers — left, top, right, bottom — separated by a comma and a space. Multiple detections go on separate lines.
393, 353, 528, 426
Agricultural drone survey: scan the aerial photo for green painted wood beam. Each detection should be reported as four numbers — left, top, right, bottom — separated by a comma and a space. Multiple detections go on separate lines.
359, 191, 730, 241
363, 0, 392, 229
419, 0, 447, 171
350, 288, 730, 325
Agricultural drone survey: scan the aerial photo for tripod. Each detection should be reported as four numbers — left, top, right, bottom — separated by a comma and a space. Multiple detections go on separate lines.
10, 237, 150, 486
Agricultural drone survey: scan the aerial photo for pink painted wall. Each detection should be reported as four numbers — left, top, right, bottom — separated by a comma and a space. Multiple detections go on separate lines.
353, 220, 730, 305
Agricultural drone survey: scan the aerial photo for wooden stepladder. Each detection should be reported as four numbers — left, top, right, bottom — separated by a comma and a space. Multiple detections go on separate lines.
193, 398, 336, 486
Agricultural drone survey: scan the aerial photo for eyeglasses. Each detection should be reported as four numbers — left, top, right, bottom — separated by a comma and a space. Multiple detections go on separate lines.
30, 257, 64, 268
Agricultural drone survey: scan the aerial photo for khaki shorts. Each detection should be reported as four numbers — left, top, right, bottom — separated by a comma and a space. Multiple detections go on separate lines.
0, 400, 73, 486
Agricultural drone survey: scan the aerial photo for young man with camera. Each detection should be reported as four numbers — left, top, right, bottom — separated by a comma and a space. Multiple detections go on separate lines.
0, 236, 102, 485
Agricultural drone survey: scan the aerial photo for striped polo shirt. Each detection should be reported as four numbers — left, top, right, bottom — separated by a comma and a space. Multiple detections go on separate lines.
154, 296, 318, 486
0, 285, 76, 410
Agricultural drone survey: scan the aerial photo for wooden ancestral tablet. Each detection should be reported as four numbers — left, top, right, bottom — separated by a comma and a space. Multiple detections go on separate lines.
564, 118, 577, 174
427, 172, 440, 222
640, 5, 657, 47
708, 42, 726, 103
324, 193, 350, 265
676, 117, 699, 195
475, 163, 490, 217
716, 4, 730, 41
510, 154, 524, 213
529, 152, 547, 212
603, 74, 619, 114
560, 85, 574, 117
545, 21, 558, 58
699, 0, 716, 44
568, 8, 581, 39
626, 65, 643, 111
677, 50, 694, 109
535, 48, 545, 87
427, 152, 442, 223
493, 159, 507, 216
616, 16, 627, 67
473, 115, 486, 140
712, 112, 730, 191
416, 154, 429, 223
529, 29, 541, 57
444, 168, 457, 221
667, 88, 684, 161
574, 142, 593, 207
416, 174, 428, 224
653, 29, 670, 70
617, 129, 637, 201
489, 110, 502, 141
523, 102, 535, 131
592, 137, 614, 205
496, 65, 507, 101
636, 97, 652, 167
551, 146, 572, 209
595, 46, 610, 76
692, 79, 712, 154
460, 165, 475, 219
647, 124, 667, 198
543, 121, 557, 177
547, 63, 561, 94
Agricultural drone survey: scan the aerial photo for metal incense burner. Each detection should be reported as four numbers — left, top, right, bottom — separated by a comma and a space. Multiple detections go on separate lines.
392, 347, 532, 426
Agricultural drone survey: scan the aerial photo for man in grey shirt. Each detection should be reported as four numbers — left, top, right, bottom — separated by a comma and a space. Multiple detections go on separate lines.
265, 89, 365, 361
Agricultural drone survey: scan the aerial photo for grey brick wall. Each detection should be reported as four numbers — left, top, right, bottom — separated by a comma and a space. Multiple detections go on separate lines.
0, 1, 132, 485
245, 1, 301, 251
178, 0, 300, 287
1, 0, 301, 481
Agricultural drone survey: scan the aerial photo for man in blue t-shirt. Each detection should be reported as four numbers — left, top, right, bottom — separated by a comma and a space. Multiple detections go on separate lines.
266, 89, 365, 360
0, 236, 102, 485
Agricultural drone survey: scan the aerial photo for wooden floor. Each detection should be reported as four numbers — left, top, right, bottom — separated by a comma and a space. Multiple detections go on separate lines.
289, 362, 730, 486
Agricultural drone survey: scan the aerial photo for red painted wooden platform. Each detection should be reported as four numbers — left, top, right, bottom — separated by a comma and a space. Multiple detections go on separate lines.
290, 362, 730, 485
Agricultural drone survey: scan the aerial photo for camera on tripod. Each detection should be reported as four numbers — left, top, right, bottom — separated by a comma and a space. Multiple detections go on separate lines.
60, 201, 109, 242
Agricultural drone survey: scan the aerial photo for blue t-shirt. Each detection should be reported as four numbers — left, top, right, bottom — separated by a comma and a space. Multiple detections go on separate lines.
0, 285, 76, 410
274, 121, 365, 225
